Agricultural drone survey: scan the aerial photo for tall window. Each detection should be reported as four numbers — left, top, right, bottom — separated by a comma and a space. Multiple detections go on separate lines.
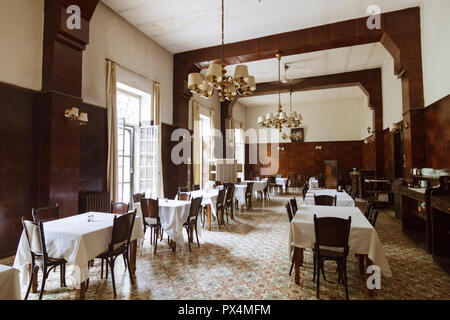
199, 114, 211, 188
235, 122, 245, 181
116, 82, 157, 203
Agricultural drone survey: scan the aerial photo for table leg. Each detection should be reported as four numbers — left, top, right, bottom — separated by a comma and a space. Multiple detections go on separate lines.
364, 255, 375, 297
28, 264, 38, 293
207, 204, 212, 231
76, 281, 87, 299
128, 239, 137, 276
293, 247, 304, 285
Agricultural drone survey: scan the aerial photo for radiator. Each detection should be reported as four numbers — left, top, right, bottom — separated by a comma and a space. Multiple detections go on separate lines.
79, 192, 110, 213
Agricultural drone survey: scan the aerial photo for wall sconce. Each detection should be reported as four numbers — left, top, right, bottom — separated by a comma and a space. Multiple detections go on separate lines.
403, 121, 410, 129
277, 146, 285, 151
364, 135, 375, 144
389, 121, 410, 132
65, 107, 88, 126
367, 127, 374, 135
315, 145, 322, 150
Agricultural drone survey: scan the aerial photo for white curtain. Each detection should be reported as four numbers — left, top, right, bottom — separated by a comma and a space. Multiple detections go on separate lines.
106, 61, 118, 202
192, 101, 201, 185
153, 82, 164, 198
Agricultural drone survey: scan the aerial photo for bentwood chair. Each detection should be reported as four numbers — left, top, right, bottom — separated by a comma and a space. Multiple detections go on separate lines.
245, 182, 254, 211
267, 176, 277, 195
367, 209, 379, 228
32, 203, 60, 222
289, 198, 298, 215
178, 186, 189, 193
313, 215, 352, 300
215, 188, 226, 230
133, 193, 145, 204
285, 202, 295, 276
111, 202, 129, 214
192, 184, 200, 191
141, 198, 161, 254
177, 192, 191, 201
314, 195, 337, 207
97, 211, 136, 298
224, 183, 235, 222
22, 218, 67, 300
184, 196, 203, 251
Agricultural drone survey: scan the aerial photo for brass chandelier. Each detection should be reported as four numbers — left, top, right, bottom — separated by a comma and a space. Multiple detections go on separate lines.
257, 53, 302, 132
187, 0, 256, 102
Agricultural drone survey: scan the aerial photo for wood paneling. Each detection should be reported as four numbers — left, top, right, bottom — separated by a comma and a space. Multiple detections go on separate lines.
245, 140, 363, 186
383, 129, 393, 179
362, 139, 377, 173
425, 95, 450, 170
79, 103, 107, 193
0, 82, 38, 258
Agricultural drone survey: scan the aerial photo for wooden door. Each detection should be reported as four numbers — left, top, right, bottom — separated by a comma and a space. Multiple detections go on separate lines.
324, 160, 338, 189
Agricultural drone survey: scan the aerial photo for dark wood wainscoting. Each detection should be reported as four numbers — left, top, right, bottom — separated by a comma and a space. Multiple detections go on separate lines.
0, 82, 38, 258
383, 129, 394, 179
245, 141, 363, 186
362, 138, 377, 173
425, 95, 450, 170
79, 103, 107, 193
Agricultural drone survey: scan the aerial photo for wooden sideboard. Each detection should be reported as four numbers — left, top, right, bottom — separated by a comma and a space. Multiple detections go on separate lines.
349, 170, 374, 199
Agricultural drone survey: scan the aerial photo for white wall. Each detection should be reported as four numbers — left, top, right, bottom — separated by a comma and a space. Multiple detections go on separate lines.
232, 102, 247, 130
189, 92, 220, 131
0, 0, 43, 90
382, 58, 403, 129
421, 0, 450, 106
245, 98, 366, 143
83, 3, 174, 124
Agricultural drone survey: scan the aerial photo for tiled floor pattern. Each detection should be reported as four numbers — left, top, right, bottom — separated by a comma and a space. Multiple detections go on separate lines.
2, 193, 449, 300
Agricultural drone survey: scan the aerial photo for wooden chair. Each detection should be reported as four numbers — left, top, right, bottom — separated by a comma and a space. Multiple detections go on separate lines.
367, 209, 379, 227
178, 186, 189, 193
184, 196, 203, 251
313, 215, 352, 300
258, 181, 270, 202
215, 188, 226, 230
22, 218, 67, 300
293, 173, 302, 192
285, 176, 291, 194
177, 192, 191, 201
224, 184, 235, 222
289, 198, 298, 215
267, 176, 277, 195
111, 202, 129, 214
141, 198, 161, 254
245, 182, 254, 211
97, 211, 136, 297
314, 195, 337, 206
192, 184, 200, 191
302, 183, 309, 200
133, 193, 145, 203
215, 181, 223, 188
285, 202, 295, 276
32, 204, 60, 222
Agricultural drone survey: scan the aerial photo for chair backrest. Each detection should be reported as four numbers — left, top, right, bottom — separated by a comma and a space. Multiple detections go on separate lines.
133, 193, 145, 203
32, 204, 60, 222
178, 186, 188, 193
290, 198, 298, 214
110, 210, 136, 248
302, 185, 308, 200
111, 202, 129, 214
285, 202, 293, 222
178, 192, 191, 201
22, 218, 47, 259
215, 181, 223, 187
364, 202, 373, 218
246, 182, 254, 196
192, 184, 200, 191
217, 188, 226, 208
314, 195, 337, 206
313, 215, 351, 255
225, 184, 235, 203
368, 209, 379, 227
188, 196, 203, 221
141, 198, 159, 219
286, 176, 290, 186
295, 173, 302, 183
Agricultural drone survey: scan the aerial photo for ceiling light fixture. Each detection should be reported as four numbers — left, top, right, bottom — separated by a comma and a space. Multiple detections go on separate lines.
257, 53, 302, 132
187, 0, 256, 102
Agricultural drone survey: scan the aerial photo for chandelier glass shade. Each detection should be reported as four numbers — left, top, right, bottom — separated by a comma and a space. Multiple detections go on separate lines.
187, 0, 256, 102
257, 54, 303, 132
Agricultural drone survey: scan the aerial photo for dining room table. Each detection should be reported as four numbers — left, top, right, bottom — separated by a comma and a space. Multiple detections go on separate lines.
0, 264, 21, 300
136, 199, 192, 251
178, 189, 218, 231
13, 212, 144, 299
288, 205, 391, 294
304, 189, 355, 207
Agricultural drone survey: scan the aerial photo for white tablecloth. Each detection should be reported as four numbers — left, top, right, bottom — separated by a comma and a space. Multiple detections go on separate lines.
309, 178, 319, 189
0, 265, 21, 300
243, 180, 267, 193
235, 185, 247, 205
14, 212, 144, 289
183, 190, 218, 219
137, 199, 192, 250
304, 189, 355, 207
288, 206, 391, 277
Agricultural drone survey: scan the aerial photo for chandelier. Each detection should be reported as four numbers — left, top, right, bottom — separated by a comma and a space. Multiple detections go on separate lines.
187, 0, 256, 102
257, 53, 303, 132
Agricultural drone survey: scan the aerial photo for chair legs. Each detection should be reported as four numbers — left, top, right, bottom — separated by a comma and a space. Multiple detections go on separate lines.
108, 258, 117, 298
24, 265, 37, 300
314, 256, 350, 300
195, 225, 200, 247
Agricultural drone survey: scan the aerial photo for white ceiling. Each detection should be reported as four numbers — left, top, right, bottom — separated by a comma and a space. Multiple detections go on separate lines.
217, 42, 392, 84
239, 86, 365, 108
101, 0, 421, 53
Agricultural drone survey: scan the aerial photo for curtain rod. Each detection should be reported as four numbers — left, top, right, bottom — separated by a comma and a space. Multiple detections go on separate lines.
106, 58, 160, 84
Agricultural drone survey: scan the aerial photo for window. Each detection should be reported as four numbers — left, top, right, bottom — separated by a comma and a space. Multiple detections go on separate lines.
235, 122, 245, 181
116, 83, 157, 203
200, 114, 211, 188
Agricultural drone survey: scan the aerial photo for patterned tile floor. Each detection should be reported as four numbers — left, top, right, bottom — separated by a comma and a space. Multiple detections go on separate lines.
2, 193, 450, 300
